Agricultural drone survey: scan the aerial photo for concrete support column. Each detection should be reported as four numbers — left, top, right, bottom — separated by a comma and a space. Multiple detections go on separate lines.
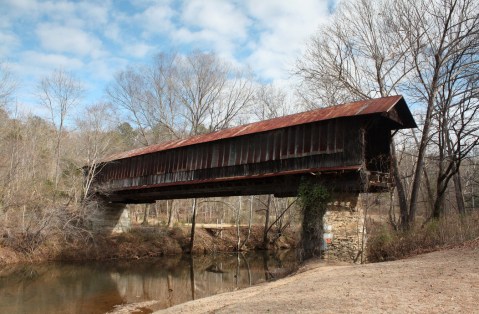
323, 192, 367, 263
90, 202, 131, 234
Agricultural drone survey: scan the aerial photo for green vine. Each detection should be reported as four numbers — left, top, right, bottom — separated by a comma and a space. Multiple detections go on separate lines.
298, 180, 331, 261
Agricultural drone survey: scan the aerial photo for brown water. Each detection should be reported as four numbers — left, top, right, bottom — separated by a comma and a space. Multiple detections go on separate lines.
0, 251, 298, 313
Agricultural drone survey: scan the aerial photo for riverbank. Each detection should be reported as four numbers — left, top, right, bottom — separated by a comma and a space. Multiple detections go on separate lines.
0, 225, 298, 265
150, 238, 479, 313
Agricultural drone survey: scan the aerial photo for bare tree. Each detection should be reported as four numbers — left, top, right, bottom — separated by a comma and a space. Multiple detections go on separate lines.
252, 84, 292, 120
0, 62, 16, 111
296, 0, 479, 227
148, 52, 183, 140
432, 79, 479, 217
175, 51, 254, 135
395, 0, 479, 222
296, 0, 409, 108
189, 198, 198, 253
108, 50, 254, 145
239, 196, 254, 251
76, 103, 119, 202
107, 67, 153, 146
37, 69, 83, 189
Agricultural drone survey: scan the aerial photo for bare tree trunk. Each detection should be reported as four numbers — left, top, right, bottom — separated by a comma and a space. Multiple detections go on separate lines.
53, 130, 62, 190
411, 129, 435, 215
154, 202, 160, 224
432, 181, 447, 219
454, 171, 466, 214
142, 204, 150, 226
263, 195, 271, 248
166, 200, 171, 226
408, 94, 435, 225
236, 196, 242, 250
391, 141, 409, 229
240, 195, 254, 250
388, 189, 398, 230
167, 200, 175, 227
189, 198, 197, 253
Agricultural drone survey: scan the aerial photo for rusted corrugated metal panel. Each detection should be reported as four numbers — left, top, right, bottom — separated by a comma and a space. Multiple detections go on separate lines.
103, 95, 414, 162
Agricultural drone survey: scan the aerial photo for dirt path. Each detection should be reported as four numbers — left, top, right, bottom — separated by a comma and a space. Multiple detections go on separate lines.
156, 242, 479, 313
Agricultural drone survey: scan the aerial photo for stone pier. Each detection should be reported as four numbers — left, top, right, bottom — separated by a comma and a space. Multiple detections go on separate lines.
89, 202, 131, 234
323, 193, 368, 263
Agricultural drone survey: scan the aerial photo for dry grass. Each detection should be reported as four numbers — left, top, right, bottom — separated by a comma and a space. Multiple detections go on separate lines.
366, 210, 479, 262
0, 224, 298, 265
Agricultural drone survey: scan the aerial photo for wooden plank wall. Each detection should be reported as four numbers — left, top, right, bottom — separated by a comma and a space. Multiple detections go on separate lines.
96, 118, 364, 190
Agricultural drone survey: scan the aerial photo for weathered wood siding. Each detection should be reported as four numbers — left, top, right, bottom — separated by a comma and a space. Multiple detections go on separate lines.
96, 118, 364, 191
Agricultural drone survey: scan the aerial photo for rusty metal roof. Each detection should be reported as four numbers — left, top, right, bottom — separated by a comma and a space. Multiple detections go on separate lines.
104, 95, 415, 162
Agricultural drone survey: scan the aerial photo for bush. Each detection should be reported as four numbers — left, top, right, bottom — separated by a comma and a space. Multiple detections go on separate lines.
366, 211, 479, 262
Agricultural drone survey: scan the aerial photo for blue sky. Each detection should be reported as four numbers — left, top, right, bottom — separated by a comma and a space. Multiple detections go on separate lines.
0, 0, 335, 115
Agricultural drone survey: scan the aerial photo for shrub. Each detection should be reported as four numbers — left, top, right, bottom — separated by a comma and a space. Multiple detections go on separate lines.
366, 211, 479, 262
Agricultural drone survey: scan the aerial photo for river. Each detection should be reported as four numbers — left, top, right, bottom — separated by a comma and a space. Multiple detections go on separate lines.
0, 251, 298, 313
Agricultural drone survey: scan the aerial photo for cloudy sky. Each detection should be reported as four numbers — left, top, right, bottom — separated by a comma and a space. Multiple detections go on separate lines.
1, 0, 336, 113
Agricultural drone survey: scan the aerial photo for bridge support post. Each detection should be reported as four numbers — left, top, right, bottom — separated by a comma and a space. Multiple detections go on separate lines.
89, 201, 131, 234
323, 192, 368, 263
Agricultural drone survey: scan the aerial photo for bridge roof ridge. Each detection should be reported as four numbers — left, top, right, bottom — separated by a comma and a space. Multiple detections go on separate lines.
103, 95, 413, 162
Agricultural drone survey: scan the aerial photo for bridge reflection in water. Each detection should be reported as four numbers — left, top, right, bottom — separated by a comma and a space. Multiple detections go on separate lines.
0, 251, 298, 314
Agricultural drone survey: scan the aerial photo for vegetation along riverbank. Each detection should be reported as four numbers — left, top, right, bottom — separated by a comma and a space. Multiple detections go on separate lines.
0, 223, 298, 265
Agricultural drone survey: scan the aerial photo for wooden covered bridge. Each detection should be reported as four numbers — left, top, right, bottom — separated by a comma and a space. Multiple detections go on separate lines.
91, 95, 416, 204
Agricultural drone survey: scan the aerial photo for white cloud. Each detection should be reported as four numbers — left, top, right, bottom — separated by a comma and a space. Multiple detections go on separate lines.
40, 1, 77, 21
244, 0, 330, 82
36, 23, 105, 58
0, 31, 19, 57
134, 2, 175, 36
16, 51, 84, 73
124, 43, 153, 58
103, 22, 122, 43
83, 56, 129, 81
3, 0, 39, 12
181, 0, 249, 39
77, 1, 111, 26
165, 0, 251, 66
2, 0, 335, 114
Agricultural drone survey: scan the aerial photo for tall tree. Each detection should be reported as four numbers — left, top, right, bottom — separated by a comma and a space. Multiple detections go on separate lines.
76, 103, 119, 201
37, 69, 83, 189
252, 84, 291, 120
108, 50, 254, 143
174, 51, 254, 135
107, 67, 153, 146
0, 62, 16, 111
296, 0, 479, 227
394, 0, 479, 221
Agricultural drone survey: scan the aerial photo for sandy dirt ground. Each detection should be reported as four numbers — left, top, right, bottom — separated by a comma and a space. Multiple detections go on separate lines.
153, 240, 479, 314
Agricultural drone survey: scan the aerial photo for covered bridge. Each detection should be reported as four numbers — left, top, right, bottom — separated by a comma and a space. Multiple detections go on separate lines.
91, 95, 416, 204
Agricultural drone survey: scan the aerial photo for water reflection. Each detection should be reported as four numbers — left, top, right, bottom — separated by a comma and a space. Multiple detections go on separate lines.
0, 251, 298, 314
